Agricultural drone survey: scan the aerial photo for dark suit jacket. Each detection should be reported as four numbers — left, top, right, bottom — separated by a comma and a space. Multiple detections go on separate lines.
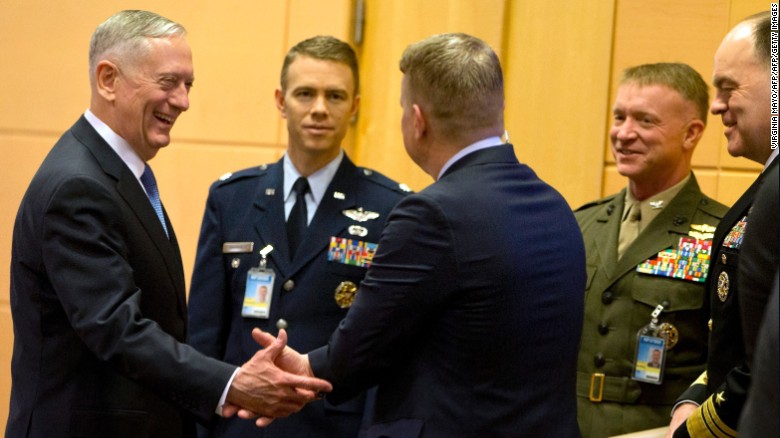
675, 157, 778, 437
6, 117, 235, 438
738, 160, 778, 364
188, 155, 407, 437
309, 144, 586, 437
739, 270, 779, 438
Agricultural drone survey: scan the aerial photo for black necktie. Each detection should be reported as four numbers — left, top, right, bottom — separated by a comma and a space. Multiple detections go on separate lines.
287, 177, 310, 258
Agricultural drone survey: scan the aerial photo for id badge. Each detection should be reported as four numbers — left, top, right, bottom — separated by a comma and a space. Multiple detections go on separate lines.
632, 334, 666, 384
242, 245, 275, 319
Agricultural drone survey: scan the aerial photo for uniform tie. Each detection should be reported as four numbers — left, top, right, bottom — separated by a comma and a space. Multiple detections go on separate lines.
618, 201, 641, 259
287, 177, 310, 258
140, 165, 169, 238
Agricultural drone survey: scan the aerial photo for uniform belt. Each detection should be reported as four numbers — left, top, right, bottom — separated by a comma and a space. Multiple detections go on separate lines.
577, 372, 641, 403
577, 371, 693, 405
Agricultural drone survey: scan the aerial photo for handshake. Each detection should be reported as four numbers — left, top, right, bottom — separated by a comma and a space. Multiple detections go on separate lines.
224, 328, 321, 427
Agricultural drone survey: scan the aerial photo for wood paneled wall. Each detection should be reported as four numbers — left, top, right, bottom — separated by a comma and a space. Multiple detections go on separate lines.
0, 0, 767, 430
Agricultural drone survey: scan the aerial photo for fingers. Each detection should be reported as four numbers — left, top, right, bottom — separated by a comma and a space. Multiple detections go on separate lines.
263, 328, 287, 359
281, 371, 332, 394
252, 327, 277, 348
256, 416, 276, 427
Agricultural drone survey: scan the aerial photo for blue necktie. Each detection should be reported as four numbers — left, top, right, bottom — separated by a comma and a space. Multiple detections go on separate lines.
287, 177, 310, 258
140, 165, 169, 238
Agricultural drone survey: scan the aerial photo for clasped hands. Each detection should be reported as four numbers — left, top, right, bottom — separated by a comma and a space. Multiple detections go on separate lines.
224, 328, 319, 427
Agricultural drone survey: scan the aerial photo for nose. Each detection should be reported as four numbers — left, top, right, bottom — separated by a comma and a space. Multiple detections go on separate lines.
311, 95, 327, 117
710, 94, 726, 116
612, 119, 637, 142
170, 83, 190, 112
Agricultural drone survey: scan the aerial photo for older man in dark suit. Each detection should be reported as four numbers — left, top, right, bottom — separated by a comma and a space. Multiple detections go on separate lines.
251, 33, 586, 437
5, 10, 329, 438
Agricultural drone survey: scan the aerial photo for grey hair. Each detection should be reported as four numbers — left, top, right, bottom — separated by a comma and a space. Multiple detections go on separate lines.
89, 10, 186, 84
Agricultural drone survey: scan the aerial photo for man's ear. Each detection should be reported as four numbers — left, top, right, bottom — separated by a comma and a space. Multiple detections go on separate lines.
682, 119, 705, 151
274, 88, 287, 119
413, 104, 426, 140
95, 60, 120, 102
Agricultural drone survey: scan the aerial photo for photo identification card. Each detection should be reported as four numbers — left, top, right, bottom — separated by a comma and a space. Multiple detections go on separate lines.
242, 268, 274, 319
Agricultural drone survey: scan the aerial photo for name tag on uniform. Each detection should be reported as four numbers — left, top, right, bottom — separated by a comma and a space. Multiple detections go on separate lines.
223, 242, 254, 253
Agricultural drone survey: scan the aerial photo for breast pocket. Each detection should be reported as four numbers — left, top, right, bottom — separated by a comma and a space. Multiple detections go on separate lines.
631, 274, 708, 367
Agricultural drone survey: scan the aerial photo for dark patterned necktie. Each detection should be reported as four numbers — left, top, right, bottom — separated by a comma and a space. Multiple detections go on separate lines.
140, 165, 169, 238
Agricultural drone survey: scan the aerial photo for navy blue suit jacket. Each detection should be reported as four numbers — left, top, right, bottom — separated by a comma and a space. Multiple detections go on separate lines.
7, 117, 235, 438
188, 155, 408, 437
309, 144, 586, 437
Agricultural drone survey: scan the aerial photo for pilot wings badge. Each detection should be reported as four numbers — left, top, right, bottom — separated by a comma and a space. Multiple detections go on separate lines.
342, 208, 380, 222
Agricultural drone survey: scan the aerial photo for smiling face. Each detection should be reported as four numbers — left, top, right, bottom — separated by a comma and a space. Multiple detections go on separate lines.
610, 83, 702, 196
109, 36, 193, 161
711, 22, 771, 163
275, 56, 359, 171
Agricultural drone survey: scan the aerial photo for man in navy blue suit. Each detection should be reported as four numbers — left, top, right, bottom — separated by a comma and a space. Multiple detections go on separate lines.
251, 33, 586, 437
187, 36, 409, 437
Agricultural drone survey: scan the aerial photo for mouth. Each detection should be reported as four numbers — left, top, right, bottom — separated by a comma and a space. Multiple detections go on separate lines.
154, 112, 175, 126
304, 125, 333, 135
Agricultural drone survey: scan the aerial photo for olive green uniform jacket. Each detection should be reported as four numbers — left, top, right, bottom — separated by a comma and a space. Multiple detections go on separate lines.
575, 174, 727, 438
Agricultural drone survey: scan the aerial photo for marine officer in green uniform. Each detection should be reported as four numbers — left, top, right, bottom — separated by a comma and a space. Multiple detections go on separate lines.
575, 63, 728, 438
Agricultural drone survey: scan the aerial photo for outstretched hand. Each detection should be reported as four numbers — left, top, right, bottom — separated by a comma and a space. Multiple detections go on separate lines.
225, 329, 330, 424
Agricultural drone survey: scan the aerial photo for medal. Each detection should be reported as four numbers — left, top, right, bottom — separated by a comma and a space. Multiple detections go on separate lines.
658, 323, 679, 350
334, 281, 358, 308
717, 271, 730, 302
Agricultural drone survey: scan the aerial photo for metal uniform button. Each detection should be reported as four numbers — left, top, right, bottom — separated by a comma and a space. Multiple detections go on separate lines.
594, 353, 606, 368
283, 279, 295, 292
598, 323, 609, 335
276, 319, 288, 330
721, 254, 727, 264
601, 291, 614, 305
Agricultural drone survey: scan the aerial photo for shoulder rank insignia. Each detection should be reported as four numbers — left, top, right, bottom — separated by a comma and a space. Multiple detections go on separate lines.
399, 183, 412, 192
342, 207, 380, 222
219, 172, 233, 181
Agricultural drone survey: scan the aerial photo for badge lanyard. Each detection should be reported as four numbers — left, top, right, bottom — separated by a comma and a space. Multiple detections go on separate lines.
632, 304, 667, 384
242, 245, 275, 319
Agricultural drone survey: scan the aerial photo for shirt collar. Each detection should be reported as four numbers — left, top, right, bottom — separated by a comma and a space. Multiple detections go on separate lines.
437, 136, 503, 180
764, 149, 778, 170
283, 150, 344, 204
84, 109, 145, 179
625, 173, 691, 225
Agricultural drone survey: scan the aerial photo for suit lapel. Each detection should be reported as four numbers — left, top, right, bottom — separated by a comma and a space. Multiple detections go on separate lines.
592, 192, 623, 280
251, 161, 291, 277
608, 177, 705, 284
72, 117, 188, 316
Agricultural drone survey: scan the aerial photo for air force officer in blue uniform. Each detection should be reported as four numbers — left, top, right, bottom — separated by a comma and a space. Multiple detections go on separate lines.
187, 36, 409, 437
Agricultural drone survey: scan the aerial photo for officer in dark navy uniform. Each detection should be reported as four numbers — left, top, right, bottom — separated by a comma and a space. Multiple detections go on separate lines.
187, 36, 409, 438
668, 11, 779, 438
